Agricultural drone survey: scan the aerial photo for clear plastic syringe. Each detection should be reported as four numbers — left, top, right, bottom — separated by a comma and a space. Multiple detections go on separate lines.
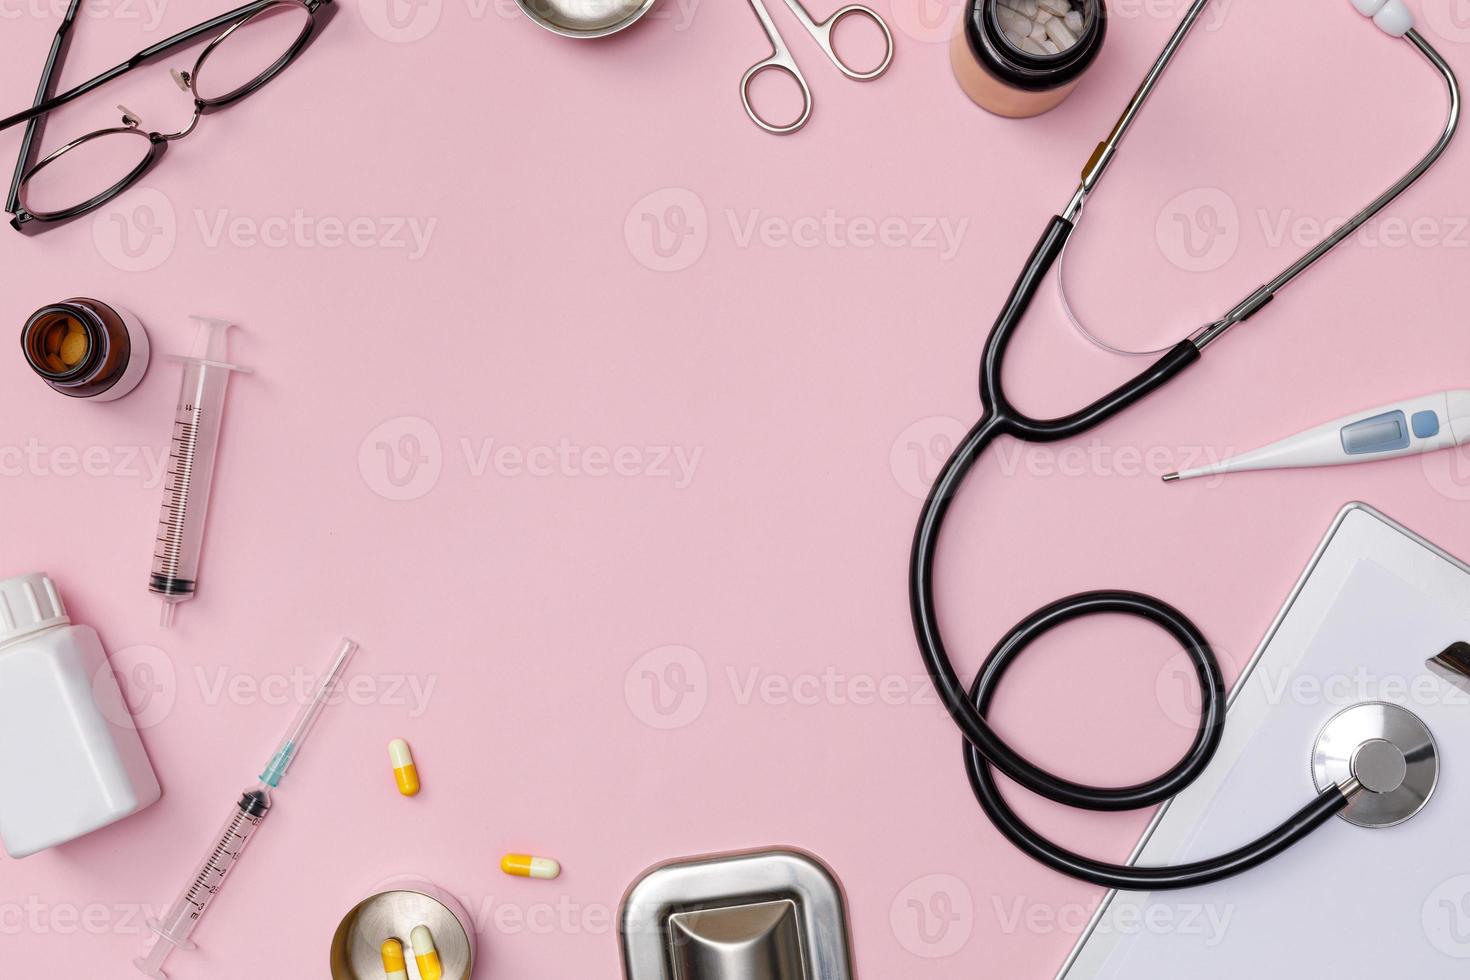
134, 638, 358, 979
151, 316, 251, 628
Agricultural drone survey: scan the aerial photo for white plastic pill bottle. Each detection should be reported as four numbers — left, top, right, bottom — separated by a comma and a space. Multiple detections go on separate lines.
0, 573, 161, 857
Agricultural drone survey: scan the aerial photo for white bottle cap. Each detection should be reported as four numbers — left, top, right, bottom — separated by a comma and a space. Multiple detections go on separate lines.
0, 573, 70, 645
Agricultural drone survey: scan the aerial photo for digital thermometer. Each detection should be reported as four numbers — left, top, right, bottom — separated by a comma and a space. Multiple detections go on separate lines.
1164, 390, 1470, 482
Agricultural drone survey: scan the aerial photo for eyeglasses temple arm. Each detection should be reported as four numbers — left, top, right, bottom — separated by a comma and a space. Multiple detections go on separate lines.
0, 0, 281, 137
7, 0, 83, 215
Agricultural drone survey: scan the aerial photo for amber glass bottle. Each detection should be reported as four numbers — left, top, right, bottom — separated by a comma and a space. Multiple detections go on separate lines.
21, 298, 150, 401
952, 0, 1107, 118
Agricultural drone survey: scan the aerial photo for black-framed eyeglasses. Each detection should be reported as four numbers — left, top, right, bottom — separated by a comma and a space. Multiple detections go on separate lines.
1, 0, 334, 234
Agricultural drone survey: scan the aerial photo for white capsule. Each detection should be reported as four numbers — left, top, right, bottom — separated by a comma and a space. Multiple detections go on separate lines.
410, 925, 443, 980
1045, 17, 1077, 47
1000, 0, 1040, 15
1037, 0, 1071, 14
1065, 9, 1083, 32
388, 738, 420, 797
995, 5, 1033, 36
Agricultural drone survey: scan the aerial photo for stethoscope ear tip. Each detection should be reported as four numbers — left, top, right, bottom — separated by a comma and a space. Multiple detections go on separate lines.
1350, 0, 1415, 37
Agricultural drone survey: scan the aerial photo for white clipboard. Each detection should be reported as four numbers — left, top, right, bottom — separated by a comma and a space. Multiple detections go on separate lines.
1058, 502, 1470, 979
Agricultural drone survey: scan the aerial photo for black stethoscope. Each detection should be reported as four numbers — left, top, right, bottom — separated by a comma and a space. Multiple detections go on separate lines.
910, 0, 1460, 891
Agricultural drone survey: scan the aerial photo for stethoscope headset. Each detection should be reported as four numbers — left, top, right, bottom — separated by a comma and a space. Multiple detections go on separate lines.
910, 0, 1461, 890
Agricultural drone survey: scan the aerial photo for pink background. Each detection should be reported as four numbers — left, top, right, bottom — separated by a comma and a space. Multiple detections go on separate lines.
3, 0, 1470, 977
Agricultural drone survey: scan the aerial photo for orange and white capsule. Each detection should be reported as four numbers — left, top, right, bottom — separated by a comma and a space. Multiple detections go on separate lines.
501, 853, 561, 880
388, 738, 419, 796
380, 938, 408, 980
410, 925, 442, 980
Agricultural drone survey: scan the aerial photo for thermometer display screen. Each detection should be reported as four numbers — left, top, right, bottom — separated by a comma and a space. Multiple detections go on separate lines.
1342, 411, 1410, 455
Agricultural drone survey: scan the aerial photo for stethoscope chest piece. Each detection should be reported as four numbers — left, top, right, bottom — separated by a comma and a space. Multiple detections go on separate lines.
1312, 702, 1438, 829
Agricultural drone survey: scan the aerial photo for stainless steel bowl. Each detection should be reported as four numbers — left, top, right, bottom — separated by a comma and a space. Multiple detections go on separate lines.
620, 847, 855, 980
515, 0, 657, 38
329, 878, 475, 980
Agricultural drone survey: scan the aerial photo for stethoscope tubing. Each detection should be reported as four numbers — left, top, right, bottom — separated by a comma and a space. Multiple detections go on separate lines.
910, 7, 1462, 893
908, 217, 1352, 891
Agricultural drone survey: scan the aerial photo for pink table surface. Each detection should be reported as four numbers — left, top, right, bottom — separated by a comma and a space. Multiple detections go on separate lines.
3, 0, 1470, 977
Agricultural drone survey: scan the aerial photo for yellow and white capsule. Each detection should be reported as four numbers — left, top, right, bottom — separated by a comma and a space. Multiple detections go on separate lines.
501, 853, 561, 880
410, 924, 442, 980
380, 938, 408, 980
388, 738, 419, 797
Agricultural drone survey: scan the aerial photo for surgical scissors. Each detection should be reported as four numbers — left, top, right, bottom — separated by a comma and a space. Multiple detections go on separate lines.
741, 0, 894, 135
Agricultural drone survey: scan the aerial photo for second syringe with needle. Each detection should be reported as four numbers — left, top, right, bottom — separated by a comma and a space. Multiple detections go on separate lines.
134, 638, 358, 979
151, 316, 250, 627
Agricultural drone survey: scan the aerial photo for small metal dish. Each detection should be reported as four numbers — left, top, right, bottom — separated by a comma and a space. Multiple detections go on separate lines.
515, 0, 657, 38
620, 847, 855, 980
329, 877, 475, 980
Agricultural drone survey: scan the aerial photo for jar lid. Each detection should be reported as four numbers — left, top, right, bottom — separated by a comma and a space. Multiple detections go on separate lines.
0, 573, 70, 645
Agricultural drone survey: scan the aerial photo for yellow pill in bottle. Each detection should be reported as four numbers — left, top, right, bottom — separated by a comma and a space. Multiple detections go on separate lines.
410, 925, 443, 980
388, 738, 419, 796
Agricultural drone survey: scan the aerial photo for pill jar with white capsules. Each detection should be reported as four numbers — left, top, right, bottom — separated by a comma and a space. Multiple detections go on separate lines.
21, 297, 151, 401
952, 0, 1107, 118
0, 573, 161, 858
